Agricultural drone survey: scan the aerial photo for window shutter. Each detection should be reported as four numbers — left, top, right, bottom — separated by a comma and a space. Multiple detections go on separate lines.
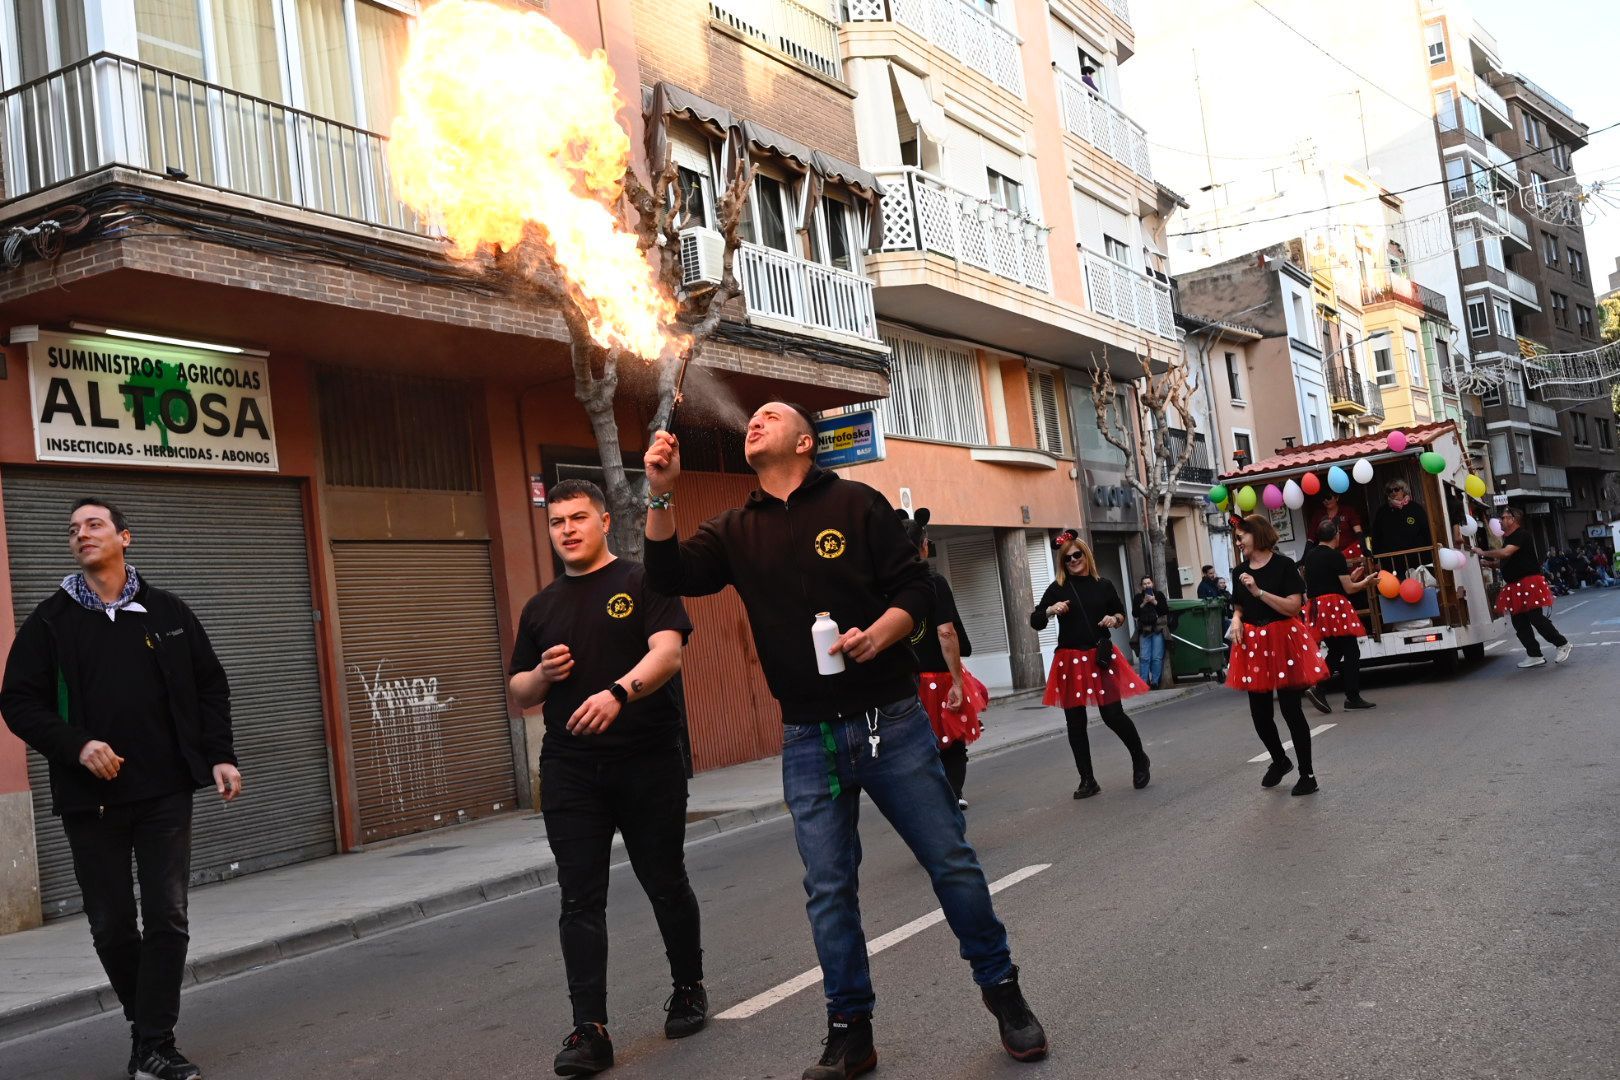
938, 535, 1010, 655
1025, 532, 1058, 651
1029, 369, 1064, 454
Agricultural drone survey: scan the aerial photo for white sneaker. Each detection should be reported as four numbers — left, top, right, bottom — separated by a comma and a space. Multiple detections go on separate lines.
1555, 643, 1573, 664
1518, 656, 1547, 668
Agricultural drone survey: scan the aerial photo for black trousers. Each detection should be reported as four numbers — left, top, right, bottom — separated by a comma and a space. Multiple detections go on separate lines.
1511, 609, 1568, 657
541, 747, 703, 1027
1248, 690, 1313, 775
938, 740, 968, 800
61, 790, 194, 1046
1064, 704, 1146, 782
1323, 636, 1362, 698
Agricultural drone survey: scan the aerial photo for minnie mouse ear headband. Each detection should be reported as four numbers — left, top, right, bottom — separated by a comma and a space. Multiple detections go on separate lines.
897, 507, 931, 546
1053, 529, 1079, 550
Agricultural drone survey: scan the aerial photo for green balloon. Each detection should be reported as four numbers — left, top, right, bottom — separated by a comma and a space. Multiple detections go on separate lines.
1236, 485, 1258, 512
1419, 451, 1446, 475
1208, 484, 1228, 505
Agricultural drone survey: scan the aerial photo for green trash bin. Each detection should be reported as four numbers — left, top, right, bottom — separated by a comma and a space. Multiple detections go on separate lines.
1168, 598, 1226, 681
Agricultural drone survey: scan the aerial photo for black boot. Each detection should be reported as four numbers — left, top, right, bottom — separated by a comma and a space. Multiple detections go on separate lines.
664, 983, 708, 1040
1072, 777, 1101, 799
132, 1041, 201, 1080
554, 1024, 614, 1076
1132, 755, 1152, 790
981, 966, 1049, 1062
803, 1015, 877, 1080
1261, 756, 1293, 788
1304, 686, 1332, 714
127, 1026, 139, 1078
1344, 696, 1376, 710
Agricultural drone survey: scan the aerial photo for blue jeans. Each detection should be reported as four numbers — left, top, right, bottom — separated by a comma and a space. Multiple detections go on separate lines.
1137, 631, 1166, 688
781, 697, 1013, 1017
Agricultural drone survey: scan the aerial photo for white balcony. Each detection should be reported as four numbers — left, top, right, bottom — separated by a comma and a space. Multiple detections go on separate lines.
845, 0, 1024, 97
1527, 400, 1560, 432
1451, 192, 1512, 236
1054, 70, 1152, 183
1486, 139, 1516, 173
1476, 79, 1510, 129
1538, 464, 1569, 490
710, 0, 843, 81
874, 167, 1052, 292
737, 242, 881, 343
1506, 269, 1541, 310
1082, 251, 1176, 341
0, 53, 423, 234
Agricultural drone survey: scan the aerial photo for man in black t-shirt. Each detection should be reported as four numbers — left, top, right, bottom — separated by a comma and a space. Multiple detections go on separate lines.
1477, 506, 1570, 668
508, 480, 702, 1075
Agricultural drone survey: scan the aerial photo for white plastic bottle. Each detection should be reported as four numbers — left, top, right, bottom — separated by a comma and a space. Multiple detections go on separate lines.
812, 612, 846, 675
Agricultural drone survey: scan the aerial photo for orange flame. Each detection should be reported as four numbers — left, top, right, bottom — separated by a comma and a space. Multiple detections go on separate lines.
390, 0, 675, 360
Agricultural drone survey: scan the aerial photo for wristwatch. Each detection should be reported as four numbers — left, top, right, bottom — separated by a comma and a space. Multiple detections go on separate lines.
606, 682, 629, 705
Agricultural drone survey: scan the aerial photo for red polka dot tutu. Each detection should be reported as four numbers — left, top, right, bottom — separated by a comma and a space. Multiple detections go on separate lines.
1042, 645, 1149, 709
1225, 618, 1327, 692
1307, 593, 1366, 639
918, 669, 989, 747
1495, 574, 1555, 615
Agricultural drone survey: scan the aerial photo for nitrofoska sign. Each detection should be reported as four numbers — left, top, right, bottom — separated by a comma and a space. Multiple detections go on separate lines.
28, 331, 279, 472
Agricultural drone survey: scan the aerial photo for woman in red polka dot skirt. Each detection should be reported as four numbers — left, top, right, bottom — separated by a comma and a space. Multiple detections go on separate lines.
1300, 517, 1377, 711
900, 510, 989, 809
1477, 506, 1571, 668
1226, 513, 1328, 796
1030, 532, 1150, 800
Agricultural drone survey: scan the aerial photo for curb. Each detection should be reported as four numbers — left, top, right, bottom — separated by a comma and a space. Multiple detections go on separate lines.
3, 688, 1222, 1042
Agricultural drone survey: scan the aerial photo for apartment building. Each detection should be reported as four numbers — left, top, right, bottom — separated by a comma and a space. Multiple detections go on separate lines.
0, 0, 893, 931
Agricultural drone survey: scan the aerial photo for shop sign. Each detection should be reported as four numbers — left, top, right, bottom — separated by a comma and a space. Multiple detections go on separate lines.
814, 409, 885, 468
28, 330, 278, 472
1587, 525, 1609, 539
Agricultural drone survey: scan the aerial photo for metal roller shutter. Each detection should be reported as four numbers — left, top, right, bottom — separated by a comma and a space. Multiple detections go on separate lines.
332, 542, 516, 843
3, 469, 333, 918
938, 534, 1009, 655
1026, 532, 1058, 653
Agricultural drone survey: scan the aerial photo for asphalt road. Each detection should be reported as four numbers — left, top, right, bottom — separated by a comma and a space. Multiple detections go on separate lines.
7, 592, 1619, 1079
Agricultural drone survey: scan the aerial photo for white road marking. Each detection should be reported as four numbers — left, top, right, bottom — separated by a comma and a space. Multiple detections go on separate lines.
715, 863, 1052, 1020
1249, 723, 1336, 764
1485, 640, 1506, 651
1561, 599, 1593, 614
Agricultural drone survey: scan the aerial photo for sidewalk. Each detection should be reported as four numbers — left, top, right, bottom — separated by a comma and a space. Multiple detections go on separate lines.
0, 681, 1211, 1042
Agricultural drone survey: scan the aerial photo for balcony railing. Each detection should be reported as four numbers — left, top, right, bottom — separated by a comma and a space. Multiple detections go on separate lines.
1364, 379, 1386, 418
1528, 400, 1560, 431
1106, 0, 1132, 24
846, 0, 1024, 97
738, 241, 880, 343
1162, 427, 1214, 487
1486, 140, 1516, 174
1054, 70, 1152, 183
875, 167, 1051, 291
1329, 365, 1368, 410
1465, 410, 1488, 444
1506, 269, 1541, 309
1539, 463, 1569, 491
1082, 250, 1176, 341
0, 53, 424, 234
711, 0, 842, 81
1451, 192, 1513, 237
1476, 79, 1510, 126
1362, 274, 1448, 318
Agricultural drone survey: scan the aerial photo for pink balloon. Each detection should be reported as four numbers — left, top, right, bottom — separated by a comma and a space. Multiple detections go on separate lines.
1387, 430, 1408, 453
1262, 484, 1285, 509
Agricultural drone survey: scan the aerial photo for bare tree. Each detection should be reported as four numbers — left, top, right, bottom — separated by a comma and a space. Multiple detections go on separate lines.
491, 121, 754, 561
1091, 349, 1200, 596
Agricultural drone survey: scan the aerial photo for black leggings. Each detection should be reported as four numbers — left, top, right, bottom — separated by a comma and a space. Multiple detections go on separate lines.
1511, 609, 1567, 656
1322, 636, 1362, 698
938, 739, 968, 800
1064, 704, 1146, 781
1248, 689, 1313, 775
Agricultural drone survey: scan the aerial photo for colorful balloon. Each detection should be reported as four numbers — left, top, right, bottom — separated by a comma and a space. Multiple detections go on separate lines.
1216, 498, 1229, 511
1489, 517, 1504, 537
1398, 577, 1425, 604
1283, 479, 1305, 510
1377, 571, 1401, 599
1464, 474, 1486, 500
1387, 430, 1408, 453
1262, 483, 1285, 510
1419, 451, 1446, 475
1236, 485, 1258, 512
1208, 484, 1229, 505
1352, 458, 1375, 485
1301, 471, 1321, 496
1328, 465, 1351, 493
1464, 513, 1479, 533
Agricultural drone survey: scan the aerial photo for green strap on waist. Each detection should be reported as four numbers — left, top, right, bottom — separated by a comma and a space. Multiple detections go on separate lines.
819, 721, 842, 798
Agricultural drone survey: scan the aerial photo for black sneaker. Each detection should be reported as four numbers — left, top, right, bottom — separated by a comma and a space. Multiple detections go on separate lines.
554, 1024, 614, 1076
1133, 757, 1151, 790
132, 1041, 201, 1080
1344, 697, 1376, 710
1261, 757, 1294, 788
981, 966, 1049, 1062
664, 983, 708, 1040
1072, 777, 1101, 799
803, 1015, 877, 1080
1304, 686, 1332, 714
127, 1027, 139, 1078
1291, 774, 1319, 797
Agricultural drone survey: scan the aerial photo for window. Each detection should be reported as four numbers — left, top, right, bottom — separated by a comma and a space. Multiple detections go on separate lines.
1483, 235, 1505, 272
1494, 298, 1514, 339
1542, 231, 1560, 267
868, 331, 987, 444
1103, 234, 1131, 265
1374, 344, 1396, 386
1490, 432, 1510, 474
1305, 395, 1323, 443
986, 169, 1025, 217
1426, 22, 1447, 63
1529, 172, 1550, 207
1578, 305, 1595, 339
1467, 297, 1490, 336
1290, 293, 1309, 342
811, 196, 858, 272
1551, 292, 1569, 328
1225, 351, 1244, 401
1445, 157, 1468, 200
676, 166, 714, 229
1552, 142, 1571, 170
1599, 418, 1613, 450
1515, 432, 1536, 473
1405, 329, 1425, 387
1435, 89, 1458, 131
1521, 110, 1543, 147
1344, 331, 1359, 372
1233, 430, 1254, 466
1570, 249, 1586, 282
1074, 385, 1129, 466
746, 175, 793, 252
1483, 383, 1503, 408
1460, 96, 1483, 137
1573, 411, 1590, 445
899, 138, 923, 168
1456, 225, 1480, 269
1028, 367, 1065, 454
1506, 374, 1526, 408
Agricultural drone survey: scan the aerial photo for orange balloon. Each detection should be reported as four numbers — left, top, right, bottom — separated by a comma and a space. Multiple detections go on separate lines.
1398, 578, 1425, 604
1377, 571, 1401, 599
1300, 471, 1321, 496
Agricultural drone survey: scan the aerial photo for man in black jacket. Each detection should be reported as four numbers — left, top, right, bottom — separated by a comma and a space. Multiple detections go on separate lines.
0, 498, 239, 1080
644, 403, 1046, 1079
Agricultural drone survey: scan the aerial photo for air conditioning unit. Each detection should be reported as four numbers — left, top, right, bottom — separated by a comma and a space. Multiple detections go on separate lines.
680, 226, 725, 287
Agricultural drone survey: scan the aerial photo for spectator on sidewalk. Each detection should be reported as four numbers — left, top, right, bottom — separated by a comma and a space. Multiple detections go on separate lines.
508, 479, 704, 1076
0, 498, 240, 1080
644, 403, 1048, 1079
1197, 565, 1222, 600
1131, 577, 1170, 689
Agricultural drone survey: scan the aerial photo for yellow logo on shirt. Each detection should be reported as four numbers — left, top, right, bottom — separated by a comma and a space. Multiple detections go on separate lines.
815, 529, 847, 559
606, 593, 634, 619
910, 619, 929, 645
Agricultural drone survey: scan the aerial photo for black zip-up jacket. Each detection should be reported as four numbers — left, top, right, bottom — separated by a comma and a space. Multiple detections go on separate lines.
0, 579, 234, 814
644, 467, 932, 723
1030, 577, 1125, 650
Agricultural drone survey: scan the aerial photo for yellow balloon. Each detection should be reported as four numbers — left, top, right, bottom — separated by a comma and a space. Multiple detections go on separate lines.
1235, 485, 1258, 512
1464, 474, 1486, 500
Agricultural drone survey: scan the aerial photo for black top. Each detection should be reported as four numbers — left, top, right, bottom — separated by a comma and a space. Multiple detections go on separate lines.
910, 571, 965, 674
1370, 501, 1432, 558
1231, 553, 1307, 626
1499, 527, 1542, 582
1301, 544, 1351, 599
644, 467, 932, 724
1030, 576, 1124, 650
1, 579, 233, 815
1196, 579, 1222, 600
1132, 590, 1169, 634
509, 559, 691, 760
